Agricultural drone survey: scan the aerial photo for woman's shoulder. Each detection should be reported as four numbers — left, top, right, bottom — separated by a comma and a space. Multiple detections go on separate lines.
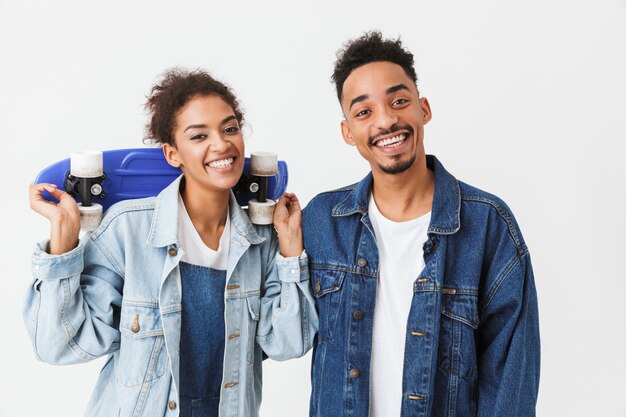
90, 197, 157, 239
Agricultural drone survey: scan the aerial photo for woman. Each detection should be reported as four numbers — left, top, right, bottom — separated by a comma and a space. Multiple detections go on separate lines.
25, 69, 317, 417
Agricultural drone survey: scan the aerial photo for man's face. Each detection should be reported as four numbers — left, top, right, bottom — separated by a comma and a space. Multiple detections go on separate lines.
340, 61, 431, 176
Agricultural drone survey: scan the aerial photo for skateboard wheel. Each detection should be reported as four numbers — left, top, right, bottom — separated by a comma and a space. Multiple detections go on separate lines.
250, 152, 278, 177
248, 199, 276, 225
71, 151, 104, 178
78, 203, 103, 231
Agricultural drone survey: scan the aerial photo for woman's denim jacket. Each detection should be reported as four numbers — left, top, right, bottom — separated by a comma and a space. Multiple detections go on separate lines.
302, 155, 540, 417
23, 175, 318, 417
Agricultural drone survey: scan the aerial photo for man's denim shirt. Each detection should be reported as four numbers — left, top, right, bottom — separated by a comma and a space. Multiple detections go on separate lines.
302, 155, 539, 417
24, 175, 318, 417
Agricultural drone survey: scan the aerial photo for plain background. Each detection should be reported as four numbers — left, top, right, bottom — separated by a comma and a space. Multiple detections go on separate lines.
1, 1, 625, 416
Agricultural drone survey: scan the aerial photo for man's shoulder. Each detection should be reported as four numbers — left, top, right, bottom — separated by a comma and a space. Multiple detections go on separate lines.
458, 181, 513, 214
457, 180, 527, 254
303, 182, 359, 219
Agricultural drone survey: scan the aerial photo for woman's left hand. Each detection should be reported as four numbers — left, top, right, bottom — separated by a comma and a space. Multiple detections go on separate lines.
273, 192, 304, 257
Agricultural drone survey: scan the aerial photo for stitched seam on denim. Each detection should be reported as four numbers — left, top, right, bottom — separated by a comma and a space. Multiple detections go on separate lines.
61, 279, 98, 361
90, 204, 155, 240
123, 300, 159, 308
30, 284, 43, 362
441, 311, 478, 329
90, 235, 125, 279
480, 254, 522, 312
302, 292, 310, 354
461, 195, 528, 254
225, 289, 261, 299
132, 337, 162, 413
310, 264, 378, 278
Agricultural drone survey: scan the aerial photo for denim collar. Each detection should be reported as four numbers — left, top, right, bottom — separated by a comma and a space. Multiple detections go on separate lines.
331, 155, 461, 235
147, 175, 265, 248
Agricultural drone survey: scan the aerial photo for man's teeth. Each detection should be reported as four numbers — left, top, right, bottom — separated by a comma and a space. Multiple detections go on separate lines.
376, 134, 407, 147
208, 158, 234, 168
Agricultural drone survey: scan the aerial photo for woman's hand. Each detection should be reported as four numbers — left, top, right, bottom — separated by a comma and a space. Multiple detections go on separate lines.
272, 192, 304, 258
29, 182, 81, 255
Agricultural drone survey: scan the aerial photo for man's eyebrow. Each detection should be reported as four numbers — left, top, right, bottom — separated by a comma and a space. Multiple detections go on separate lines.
349, 94, 368, 110
386, 84, 410, 95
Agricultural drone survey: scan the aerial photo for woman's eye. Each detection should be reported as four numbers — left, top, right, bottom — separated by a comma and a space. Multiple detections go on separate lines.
191, 133, 207, 140
224, 126, 240, 134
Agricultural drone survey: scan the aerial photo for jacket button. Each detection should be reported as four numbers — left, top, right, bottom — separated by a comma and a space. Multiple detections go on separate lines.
168, 247, 178, 256
130, 313, 140, 333
350, 368, 360, 378
168, 400, 177, 410
357, 258, 367, 267
353, 311, 364, 320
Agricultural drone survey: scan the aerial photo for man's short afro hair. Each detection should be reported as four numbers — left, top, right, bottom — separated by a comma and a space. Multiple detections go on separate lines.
332, 31, 418, 102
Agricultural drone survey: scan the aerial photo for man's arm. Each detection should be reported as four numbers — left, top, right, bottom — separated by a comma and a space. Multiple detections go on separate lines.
477, 251, 540, 417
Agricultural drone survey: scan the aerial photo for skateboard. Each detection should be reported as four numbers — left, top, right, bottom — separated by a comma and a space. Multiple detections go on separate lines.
35, 148, 288, 230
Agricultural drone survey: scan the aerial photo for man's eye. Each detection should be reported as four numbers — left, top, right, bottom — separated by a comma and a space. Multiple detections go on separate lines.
393, 98, 408, 106
355, 109, 370, 117
191, 134, 207, 140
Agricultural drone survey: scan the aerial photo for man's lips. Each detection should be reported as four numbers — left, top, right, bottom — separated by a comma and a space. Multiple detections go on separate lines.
373, 132, 408, 148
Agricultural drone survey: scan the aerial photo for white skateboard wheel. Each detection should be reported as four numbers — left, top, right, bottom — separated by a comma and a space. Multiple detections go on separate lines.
71, 151, 103, 178
250, 152, 278, 176
248, 199, 276, 225
78, 203, 103, 231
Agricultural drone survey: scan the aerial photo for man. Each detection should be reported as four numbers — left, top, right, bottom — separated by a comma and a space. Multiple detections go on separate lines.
302, 31, 539, 417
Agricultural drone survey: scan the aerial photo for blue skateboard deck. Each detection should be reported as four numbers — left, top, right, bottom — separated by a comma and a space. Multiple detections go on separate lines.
35, 148, 288, 212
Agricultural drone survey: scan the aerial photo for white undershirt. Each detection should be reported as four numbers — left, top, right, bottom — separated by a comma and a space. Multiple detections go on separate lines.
177, 194, 230, 269
368, 193, 431, 417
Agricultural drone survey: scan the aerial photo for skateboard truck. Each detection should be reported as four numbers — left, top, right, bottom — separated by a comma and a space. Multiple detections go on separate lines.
246, 152, 278, 225
64, 151, 106, 231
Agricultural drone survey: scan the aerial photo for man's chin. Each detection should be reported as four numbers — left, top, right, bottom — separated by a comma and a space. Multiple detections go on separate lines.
378, 155, 417, 175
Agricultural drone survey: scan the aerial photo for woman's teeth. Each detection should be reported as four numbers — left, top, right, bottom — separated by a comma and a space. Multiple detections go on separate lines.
207, 157, 234, 168
376, 134, 407, 147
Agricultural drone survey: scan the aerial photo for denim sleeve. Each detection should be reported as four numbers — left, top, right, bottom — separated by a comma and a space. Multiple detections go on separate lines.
23, 236, 123, 365
255, 231, 319, 361
477, 251, 540, 417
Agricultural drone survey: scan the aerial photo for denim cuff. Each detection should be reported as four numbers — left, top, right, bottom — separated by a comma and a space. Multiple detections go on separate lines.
31, 238, 86, 281
275, 249, 309, 283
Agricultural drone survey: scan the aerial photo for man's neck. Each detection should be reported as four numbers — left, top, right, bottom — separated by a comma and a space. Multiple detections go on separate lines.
370, 156, 434, 222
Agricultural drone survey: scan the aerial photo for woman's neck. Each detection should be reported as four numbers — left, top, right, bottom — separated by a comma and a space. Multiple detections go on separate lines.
180, 182, 230, 250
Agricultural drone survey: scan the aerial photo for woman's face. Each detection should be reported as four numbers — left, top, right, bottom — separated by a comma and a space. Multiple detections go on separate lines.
164, 94, 245, 194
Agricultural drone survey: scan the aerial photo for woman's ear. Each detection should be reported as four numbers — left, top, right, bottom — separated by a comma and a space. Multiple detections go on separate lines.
163, 143, 182, 168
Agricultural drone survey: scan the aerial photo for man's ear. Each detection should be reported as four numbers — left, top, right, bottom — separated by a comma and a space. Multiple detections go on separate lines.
420, 97, 432, 125
341, 119, 356, 146
163, 143, 182, 168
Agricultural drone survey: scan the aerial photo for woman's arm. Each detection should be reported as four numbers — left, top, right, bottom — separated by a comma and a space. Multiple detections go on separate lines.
255, 193, 319, 361
24, 183, 123, 364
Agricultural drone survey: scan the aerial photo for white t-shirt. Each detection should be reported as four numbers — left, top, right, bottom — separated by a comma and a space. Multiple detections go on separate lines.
177, 194, 230, 269
368, 193, 431, 417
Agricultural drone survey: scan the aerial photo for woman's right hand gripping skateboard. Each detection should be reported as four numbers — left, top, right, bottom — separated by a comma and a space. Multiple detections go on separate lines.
29, 182, 81, 255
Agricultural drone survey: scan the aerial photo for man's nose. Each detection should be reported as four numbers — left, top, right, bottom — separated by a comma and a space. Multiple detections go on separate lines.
373, 106, 399, 131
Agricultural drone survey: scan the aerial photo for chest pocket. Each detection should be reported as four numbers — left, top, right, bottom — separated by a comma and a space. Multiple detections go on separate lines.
311, 268, 346, 344
438, 289, 480, 380
116, 304, 167, 387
